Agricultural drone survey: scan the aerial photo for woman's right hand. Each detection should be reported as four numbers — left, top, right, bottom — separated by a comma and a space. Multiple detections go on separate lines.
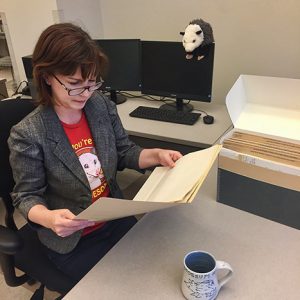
28, 205, 95, 237
46, 209, 95, 237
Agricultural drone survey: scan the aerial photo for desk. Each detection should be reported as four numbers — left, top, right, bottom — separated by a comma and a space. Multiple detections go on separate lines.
117, 98, 232, 153
64, 169, 300, 300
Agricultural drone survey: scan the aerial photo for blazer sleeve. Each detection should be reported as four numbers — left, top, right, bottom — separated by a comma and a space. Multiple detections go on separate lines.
8, 122, 48, 220
103, 95, 144, 171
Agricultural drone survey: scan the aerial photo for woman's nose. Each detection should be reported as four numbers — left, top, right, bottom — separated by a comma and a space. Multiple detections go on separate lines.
81, 88, 91, 97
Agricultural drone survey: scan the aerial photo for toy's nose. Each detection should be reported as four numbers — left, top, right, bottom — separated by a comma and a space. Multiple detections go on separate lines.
184, 44, 195, 52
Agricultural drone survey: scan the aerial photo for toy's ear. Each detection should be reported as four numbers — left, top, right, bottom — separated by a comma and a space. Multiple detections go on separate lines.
196, 30, 203, 35
180, 31, 185, 36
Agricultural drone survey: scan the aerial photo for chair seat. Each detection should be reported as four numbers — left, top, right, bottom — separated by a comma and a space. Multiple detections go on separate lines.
15, 224, 75, 294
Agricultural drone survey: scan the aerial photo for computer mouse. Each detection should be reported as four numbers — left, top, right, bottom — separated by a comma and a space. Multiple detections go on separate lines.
203, 115, 214, 124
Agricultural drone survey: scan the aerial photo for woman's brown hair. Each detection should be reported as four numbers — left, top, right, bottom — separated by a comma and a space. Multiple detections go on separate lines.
32, 23, 108, 105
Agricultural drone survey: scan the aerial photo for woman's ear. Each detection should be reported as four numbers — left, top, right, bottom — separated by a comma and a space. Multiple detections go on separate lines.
44, 74, 51, 85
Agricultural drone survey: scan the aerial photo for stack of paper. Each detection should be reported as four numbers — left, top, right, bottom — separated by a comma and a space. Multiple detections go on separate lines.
133, 144, 222, 203
75, 144, 222, 221
223, 131, 300, 167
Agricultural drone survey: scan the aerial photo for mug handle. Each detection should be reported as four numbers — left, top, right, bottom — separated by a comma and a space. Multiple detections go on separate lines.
216, 260, 233, 287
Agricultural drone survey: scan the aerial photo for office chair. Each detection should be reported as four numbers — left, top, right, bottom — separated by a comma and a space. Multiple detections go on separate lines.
0, 98, 74, 299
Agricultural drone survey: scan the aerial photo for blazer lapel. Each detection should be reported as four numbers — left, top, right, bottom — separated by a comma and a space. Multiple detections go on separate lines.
84, 99, 112, 180
41, 106, 90, 190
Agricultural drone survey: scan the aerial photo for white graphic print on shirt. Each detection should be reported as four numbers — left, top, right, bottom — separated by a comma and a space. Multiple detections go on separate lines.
78, 150, 105, 190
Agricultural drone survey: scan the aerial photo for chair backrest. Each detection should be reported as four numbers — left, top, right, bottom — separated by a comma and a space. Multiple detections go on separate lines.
0, 98, 76, 297
0, 98, 36, 229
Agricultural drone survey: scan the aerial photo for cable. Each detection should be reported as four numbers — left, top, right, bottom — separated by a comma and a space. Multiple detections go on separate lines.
102, 90, 165, 102
0, 91, 8, 99
193, 108, 209, 116
101, 89, 210, 115
11, 80, 28, 96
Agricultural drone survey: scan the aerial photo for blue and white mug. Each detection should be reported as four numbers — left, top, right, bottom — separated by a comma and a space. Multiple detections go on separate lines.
181, 250, 233, 300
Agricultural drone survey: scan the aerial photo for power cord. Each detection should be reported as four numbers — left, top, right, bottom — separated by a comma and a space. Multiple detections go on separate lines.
11, 80, 29, 96
193, 107, 209, 116
101, 89, 211, 116
0, 91, 7, 99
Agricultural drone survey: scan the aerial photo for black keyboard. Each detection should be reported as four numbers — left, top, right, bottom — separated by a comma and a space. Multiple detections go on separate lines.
129, 106, 200, 125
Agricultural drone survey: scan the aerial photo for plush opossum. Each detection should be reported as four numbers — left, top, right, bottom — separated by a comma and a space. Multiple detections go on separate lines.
180, 19, 214, 60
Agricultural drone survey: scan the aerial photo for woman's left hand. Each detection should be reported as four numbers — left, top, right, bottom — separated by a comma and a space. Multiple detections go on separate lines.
139, 148, 183, 169
156, 149, 182, 167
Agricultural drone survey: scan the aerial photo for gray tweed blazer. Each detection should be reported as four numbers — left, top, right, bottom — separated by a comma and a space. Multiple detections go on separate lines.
8, 92, 143, 254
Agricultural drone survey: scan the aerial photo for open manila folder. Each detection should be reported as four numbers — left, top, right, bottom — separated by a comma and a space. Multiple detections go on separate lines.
75, 144, 222, 222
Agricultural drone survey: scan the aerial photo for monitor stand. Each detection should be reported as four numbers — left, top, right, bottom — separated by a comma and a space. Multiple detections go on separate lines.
108, 90, 127, 105
159, 98, 193, 112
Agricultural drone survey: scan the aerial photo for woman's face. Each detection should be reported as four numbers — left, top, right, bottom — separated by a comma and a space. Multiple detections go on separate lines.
48, 68, 96, 111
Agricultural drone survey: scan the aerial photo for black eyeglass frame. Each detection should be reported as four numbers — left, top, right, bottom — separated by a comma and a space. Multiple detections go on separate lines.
53, 74, 104, 96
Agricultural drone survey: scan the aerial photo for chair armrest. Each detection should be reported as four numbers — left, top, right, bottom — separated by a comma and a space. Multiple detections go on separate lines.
0, 225, 29, 287
0, 225, 23, 255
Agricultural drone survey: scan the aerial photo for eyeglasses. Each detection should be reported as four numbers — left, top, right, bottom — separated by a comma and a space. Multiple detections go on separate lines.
53, 75, 104, 96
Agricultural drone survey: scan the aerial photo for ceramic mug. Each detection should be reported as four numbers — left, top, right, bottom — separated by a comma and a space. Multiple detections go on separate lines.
181, 250, 233, 300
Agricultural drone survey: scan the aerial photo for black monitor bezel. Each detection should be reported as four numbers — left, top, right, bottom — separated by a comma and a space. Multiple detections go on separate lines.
141, 41, 215, 102
22, 55, 33, 80
94, 39, 141, 92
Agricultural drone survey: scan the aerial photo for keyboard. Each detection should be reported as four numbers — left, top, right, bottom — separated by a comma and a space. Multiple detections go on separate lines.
129, 106, 200, 125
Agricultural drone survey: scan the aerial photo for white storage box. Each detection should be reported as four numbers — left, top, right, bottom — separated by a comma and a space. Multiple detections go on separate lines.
217, 75, 300, 229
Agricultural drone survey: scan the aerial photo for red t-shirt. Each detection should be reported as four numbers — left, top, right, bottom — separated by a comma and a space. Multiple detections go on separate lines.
61, 112, 110, 235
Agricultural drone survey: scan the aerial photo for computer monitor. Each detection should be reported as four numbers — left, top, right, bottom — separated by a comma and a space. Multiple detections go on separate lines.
95, 39, 141, 104
141, 41, 215, 112
22, 55, 33, 80
22, 55, 38, 99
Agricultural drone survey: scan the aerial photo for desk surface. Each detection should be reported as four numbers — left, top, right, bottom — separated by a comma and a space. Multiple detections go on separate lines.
117, 98, 232, 148
65, 173, 300, 300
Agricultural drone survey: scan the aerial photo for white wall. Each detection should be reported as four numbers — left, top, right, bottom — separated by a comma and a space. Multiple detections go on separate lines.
0, 0, 104, 83
56, 0, 103, 38
100, 0, 300, 104
2, 0, 299, 103
0, 0, 57, 82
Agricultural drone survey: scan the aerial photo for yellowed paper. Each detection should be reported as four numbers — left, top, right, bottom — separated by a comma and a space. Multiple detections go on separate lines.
133, 144, 222, 203
223, 131, 300, 167
75, 197, 179, 222
75, 145, 222, 221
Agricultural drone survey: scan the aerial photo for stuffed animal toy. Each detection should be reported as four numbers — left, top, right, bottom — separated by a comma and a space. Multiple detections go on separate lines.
180, 19, 214, 60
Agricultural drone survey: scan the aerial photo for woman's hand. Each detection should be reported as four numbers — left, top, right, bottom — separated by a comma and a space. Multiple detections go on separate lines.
46, 209, 95, 237
156, 149, 183, 167
139, 148, 183, 169
28, 205, 95, 237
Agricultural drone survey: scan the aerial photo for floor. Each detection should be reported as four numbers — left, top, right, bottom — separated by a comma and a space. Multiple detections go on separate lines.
0, 169, 148, 299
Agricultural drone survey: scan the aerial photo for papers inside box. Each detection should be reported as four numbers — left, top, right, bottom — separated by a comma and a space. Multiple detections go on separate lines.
219, 129, 300, 192
220, 75, 300, 191
222, 131, 300, 168
220, 127, 300, 191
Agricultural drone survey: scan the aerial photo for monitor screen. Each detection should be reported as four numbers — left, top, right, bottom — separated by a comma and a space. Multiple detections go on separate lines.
22, 55, 38, 99
95, 39, 141, 104
22, 55, 33, 79
141, 41, 214, 110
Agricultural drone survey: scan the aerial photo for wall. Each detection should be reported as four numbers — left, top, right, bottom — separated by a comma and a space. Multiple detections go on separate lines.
100, 0, 300, 104
1, 1, 299, 103
0, 0, 104, 83
56, 0, 103, 39
0, 0, 57, 83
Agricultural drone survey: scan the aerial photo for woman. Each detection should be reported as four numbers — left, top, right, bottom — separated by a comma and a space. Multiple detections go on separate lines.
8, 23, 182, 291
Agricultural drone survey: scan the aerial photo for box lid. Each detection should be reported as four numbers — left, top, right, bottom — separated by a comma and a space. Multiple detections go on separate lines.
226, 75, 300, 142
